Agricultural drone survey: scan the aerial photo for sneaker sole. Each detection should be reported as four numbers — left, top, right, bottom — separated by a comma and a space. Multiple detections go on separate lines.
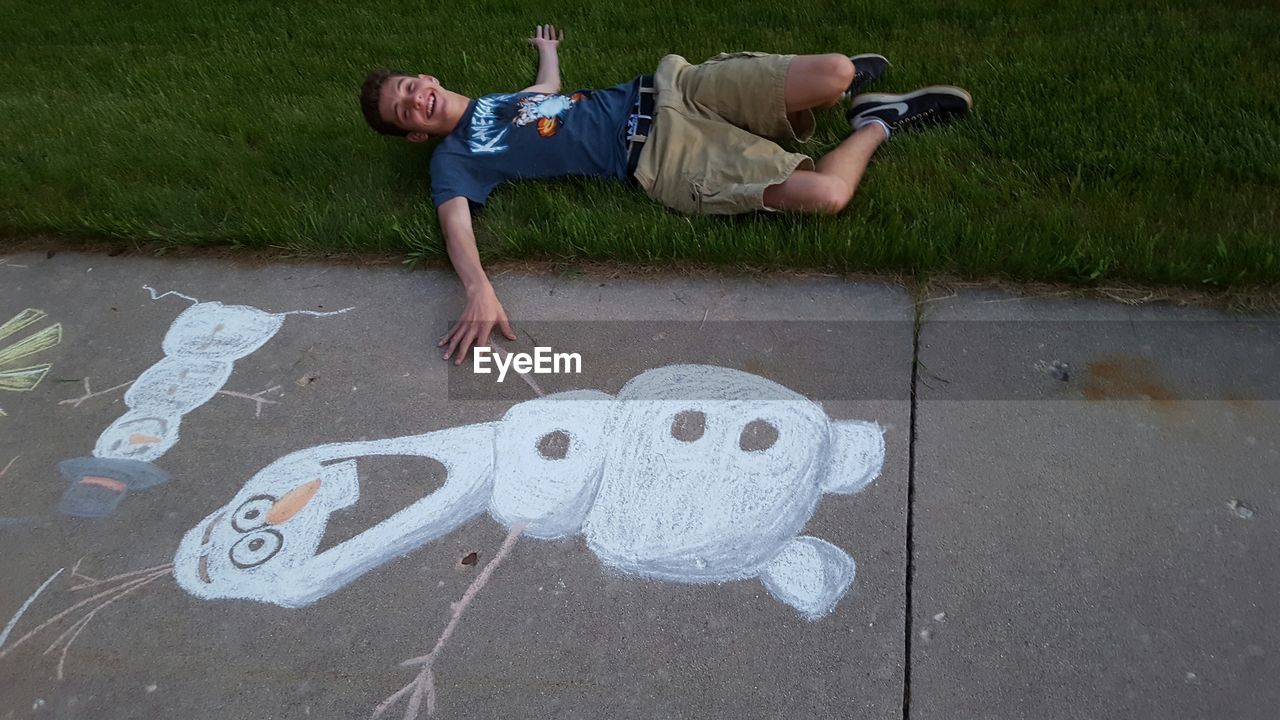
850, 85, 974, 111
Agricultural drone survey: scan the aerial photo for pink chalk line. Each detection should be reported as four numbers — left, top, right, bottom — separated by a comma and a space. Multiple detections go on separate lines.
371, 336, 541, 717
368, 335, 542, 712
59, 378, 134, 408
217, 386, 283, 418
372, 523, 527, 719
0, 562, 174, 680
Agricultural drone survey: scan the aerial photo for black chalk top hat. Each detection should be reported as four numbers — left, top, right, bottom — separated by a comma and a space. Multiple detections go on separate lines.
57, 457, 172, 518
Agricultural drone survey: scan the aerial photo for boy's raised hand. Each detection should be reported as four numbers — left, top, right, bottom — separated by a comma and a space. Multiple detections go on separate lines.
527, 24, 564, 51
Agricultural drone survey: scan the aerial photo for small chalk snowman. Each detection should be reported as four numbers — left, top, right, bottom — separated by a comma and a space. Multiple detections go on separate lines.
59, 295, 347, 518
57, 301, 284, 517
176, 365, 885, 620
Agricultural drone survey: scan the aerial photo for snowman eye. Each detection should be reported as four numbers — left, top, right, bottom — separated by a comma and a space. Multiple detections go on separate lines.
738, 419, 778, 452
230, 529, 283, 568
232, 495, 277, 532
670, 410, 705, 442
537, 430, 571, 460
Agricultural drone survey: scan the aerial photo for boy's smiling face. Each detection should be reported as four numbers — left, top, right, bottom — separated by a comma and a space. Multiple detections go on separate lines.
378, 74, 453, 142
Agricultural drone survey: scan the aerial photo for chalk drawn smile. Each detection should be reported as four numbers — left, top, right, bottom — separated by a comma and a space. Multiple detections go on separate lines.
196, 511, 226, 584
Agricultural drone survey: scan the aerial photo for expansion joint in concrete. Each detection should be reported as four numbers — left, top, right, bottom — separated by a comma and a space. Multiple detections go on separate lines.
902, 291, 923, 720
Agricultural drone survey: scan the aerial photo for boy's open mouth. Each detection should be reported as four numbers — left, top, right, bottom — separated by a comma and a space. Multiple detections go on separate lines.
427, 92, 436, 118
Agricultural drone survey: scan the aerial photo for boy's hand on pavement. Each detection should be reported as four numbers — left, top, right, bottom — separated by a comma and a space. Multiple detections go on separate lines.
527, 24, 564, 51
438, 285, 517, 366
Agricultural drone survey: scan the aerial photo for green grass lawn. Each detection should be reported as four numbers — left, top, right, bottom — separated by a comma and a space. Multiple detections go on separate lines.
3, 0, 1278, 287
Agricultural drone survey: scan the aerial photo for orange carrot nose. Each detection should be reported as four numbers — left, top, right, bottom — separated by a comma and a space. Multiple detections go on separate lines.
128, 433, 162, 445
267, 479, 321, 525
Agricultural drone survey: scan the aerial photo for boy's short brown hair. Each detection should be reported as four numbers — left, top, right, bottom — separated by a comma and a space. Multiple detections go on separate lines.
360, 69, 410, 137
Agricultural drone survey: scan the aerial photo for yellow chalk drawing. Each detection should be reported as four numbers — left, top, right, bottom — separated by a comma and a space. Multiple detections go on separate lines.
0, 309, 63, 416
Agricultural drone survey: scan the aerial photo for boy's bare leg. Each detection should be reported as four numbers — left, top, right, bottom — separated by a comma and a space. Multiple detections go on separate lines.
763, 125, 886, 214
763, 53, 885, 214
816, 122, 886, 184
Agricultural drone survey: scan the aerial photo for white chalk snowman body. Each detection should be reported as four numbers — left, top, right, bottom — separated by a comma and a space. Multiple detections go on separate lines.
175, 365, 885, 620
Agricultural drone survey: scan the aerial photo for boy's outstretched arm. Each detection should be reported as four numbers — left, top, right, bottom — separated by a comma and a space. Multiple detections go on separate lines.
523, 24, 564, 93
435, 196, 517, 365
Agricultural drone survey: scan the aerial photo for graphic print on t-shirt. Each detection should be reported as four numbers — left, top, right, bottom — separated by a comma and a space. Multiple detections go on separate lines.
514, 92, 588, 138
430, 77, 639, 208
467, 91, 590, 154
467, 93, 516, 155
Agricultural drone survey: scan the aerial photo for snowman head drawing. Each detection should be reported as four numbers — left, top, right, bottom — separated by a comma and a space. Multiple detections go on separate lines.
175, 457, 363, 603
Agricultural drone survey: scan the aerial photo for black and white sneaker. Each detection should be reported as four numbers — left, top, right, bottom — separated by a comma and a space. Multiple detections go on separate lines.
847, 86, 973, 133
842, 53, 890, 99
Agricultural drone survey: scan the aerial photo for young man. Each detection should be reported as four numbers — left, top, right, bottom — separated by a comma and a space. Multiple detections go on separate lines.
360, 25, 972, 364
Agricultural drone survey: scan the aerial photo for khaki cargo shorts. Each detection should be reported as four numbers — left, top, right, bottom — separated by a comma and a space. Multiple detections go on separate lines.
631, 51, 817, 215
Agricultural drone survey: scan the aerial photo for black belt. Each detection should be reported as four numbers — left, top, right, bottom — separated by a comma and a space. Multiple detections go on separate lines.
625, 74, 656, 185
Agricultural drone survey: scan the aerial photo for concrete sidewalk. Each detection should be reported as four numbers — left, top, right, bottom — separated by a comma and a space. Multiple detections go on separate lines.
0, 251, 1275, 719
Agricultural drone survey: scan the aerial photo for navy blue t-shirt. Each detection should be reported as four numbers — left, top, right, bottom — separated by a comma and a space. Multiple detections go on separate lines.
429, 77, 640, 207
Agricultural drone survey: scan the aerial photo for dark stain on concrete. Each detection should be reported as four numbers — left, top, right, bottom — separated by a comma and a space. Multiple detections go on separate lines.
742, 359, 773, 378
1225, 394, 1256, 414
1081, 354, 1183, 412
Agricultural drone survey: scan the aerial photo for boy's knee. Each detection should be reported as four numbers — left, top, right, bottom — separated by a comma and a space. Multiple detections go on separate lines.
822, 54, 856, 91
764, 170, 854, 215
812, 176, 854, 215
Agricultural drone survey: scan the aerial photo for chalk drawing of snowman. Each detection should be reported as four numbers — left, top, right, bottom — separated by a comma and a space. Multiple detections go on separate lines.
57, 287, 351, 518
175, 365, 885, 620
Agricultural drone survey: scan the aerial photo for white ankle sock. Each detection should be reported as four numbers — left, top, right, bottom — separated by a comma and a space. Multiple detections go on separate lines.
854, 116, 892, 139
